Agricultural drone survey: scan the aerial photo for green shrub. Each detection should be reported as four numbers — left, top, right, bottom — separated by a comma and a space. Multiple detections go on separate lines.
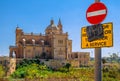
0, 65, 5, 77
58, 67, 68, 73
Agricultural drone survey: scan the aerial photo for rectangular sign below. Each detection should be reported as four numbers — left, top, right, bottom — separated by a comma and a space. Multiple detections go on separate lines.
81, 22, 113, 49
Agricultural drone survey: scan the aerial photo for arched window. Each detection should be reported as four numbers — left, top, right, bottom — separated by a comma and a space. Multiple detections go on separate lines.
22, 38, 26, 45
32, 39, 35, 45
41, 40, 44, 46
12, 51, 16, 58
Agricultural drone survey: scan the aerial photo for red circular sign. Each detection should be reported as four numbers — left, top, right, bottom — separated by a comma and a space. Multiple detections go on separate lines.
86, 2, 107, 24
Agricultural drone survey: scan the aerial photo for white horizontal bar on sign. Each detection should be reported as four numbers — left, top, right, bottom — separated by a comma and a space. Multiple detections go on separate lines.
87, 9, 106, 17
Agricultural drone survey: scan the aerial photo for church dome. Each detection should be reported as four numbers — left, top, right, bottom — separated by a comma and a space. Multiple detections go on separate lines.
46, 24, 58, 30
46, 19, 59, 31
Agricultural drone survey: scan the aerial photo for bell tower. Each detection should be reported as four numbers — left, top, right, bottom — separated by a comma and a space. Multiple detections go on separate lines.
57, 18, 63, 34
16, 26, 22, 46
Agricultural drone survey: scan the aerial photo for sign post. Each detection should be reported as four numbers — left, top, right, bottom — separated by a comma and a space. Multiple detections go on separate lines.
95, 0, 101, 81
82, 0, 111, 81
95, 48, 101, 81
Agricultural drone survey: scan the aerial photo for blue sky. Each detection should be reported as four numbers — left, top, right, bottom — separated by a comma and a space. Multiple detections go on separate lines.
0, 0, 120, 57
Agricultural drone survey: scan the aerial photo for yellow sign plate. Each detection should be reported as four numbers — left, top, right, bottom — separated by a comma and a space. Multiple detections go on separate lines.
81, 22, 113, 48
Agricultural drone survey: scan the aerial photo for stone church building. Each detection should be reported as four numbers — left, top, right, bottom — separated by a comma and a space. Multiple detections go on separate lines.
9, 19, 72, 60
9, 19, 90, 67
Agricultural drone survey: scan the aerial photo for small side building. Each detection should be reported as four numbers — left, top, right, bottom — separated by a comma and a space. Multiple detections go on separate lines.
69, 52, 90, 67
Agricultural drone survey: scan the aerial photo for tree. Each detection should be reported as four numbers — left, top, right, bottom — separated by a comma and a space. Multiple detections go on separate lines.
64, 63, 71, 71
109, 53, 119, 63
102, 58, 107, 64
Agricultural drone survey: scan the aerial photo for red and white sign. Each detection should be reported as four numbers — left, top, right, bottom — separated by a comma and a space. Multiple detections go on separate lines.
86, 2, 107, 24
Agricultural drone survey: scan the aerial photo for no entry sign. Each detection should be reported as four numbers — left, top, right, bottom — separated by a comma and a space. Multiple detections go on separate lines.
86, 2, 107, 24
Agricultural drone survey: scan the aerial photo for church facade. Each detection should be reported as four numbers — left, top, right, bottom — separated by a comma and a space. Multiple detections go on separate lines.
9, 19, 72, 60
9, 19, 90, 67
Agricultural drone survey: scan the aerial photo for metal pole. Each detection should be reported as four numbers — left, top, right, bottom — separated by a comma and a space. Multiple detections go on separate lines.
95, 0, 100, 2
94, 0, 101, 81
95, 48, 101, 81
